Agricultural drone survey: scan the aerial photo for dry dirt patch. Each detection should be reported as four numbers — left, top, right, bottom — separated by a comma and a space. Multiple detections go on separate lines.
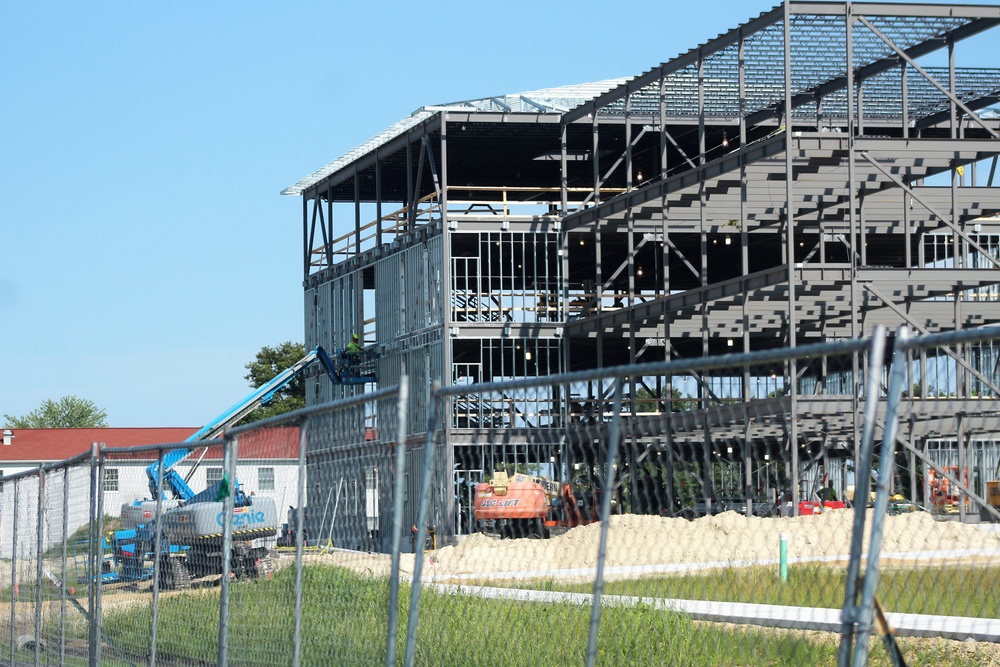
424, 511, 1000, 580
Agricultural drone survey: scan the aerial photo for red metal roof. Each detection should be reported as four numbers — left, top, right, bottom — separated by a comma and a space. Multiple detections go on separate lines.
0, 427, 300, 463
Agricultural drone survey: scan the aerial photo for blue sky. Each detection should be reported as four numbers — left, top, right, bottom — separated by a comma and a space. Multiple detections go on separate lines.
2, 1, 997, 427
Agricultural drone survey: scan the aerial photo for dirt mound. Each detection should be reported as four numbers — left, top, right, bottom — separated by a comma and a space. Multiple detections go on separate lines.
280, 512, 1000, 583
424, 511, 1000, 580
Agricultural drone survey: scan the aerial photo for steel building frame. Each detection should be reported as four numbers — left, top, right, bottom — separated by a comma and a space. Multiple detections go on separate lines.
285, 1, 1000, 543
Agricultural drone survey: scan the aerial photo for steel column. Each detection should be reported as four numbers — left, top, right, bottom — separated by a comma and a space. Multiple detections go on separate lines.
783, 1, 800, 514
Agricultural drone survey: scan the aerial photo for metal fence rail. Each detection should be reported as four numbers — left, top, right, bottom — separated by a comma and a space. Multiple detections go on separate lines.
1, 328, 999, 666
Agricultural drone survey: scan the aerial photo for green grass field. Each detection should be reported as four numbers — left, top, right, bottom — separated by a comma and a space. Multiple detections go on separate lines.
542, 563, 1000, 619
82, 563, 998, 666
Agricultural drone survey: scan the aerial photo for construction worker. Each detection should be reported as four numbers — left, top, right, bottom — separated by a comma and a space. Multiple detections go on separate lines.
345, 333, 363, 362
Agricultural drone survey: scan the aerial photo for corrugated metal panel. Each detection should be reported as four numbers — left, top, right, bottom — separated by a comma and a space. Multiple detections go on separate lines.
402, 247, 420, 334
427, 236, 443, 328
330, 273, 357, 349
429, 339, 444, 385
319, 282, 332, 351
409, 347, 427, 433
375, 253, 404, 344
372, 240, 445, 345
376, 351, 404, 436
370, 339, 444, 437
305, 287, 319, 407
304, 287, 317, 350
306, 271, 372, 407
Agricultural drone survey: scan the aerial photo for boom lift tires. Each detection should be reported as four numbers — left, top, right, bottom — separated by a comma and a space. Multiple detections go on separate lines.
495, 518, 549, 540
157, 542, 270, 591
158, 556, 191, 591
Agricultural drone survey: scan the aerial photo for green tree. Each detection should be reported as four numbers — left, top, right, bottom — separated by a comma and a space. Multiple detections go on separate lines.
4, 395, 108, 428
243, 341, 307, 423
634, 386, 694, 413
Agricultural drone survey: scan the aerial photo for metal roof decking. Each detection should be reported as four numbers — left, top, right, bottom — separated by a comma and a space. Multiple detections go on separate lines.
566, 2, 1000, 124
284, 3, 1000, 225
582, 67, 1000, 124
281, 80, 624, 197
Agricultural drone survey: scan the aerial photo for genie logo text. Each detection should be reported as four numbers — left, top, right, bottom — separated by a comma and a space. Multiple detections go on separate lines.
216, 506, 268, 528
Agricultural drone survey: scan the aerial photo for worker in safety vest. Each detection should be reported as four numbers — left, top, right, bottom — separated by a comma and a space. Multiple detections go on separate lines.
345, 333, 363, 361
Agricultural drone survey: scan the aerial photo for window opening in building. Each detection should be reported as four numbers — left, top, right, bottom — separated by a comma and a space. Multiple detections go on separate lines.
103, 468, 119, 492
258, 467, 275, 492
450, 231, 562, 324
922, 232, 1000, 301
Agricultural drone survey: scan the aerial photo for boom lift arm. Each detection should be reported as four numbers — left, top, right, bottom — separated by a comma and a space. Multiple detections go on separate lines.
145, 346, 340, 501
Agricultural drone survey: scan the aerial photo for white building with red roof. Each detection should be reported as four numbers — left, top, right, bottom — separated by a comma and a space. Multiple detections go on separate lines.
0, 427, 301, 558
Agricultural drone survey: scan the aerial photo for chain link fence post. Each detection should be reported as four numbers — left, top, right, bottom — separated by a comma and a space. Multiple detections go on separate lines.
292, 420, 308, 667
9, 478, 17, 664
585, 376, 624, 667
838, 328, 888, 666
150, 447, 166, 667
59, 466, 70, 667
217, 433, 238, 667
386, 374, 409, 667
403, 381, 441, 667
86, 442, 100, 667
33, 467, 45, 665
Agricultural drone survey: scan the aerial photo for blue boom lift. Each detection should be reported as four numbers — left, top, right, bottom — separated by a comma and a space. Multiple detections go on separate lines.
104, 344, 373, 586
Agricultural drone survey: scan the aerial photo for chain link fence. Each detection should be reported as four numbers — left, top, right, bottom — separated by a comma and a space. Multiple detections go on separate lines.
0, 327, 998, 666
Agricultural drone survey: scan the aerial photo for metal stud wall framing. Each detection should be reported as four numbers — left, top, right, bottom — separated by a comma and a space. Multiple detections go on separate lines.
374, 240, 443, 346
450, 231, 563, 325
